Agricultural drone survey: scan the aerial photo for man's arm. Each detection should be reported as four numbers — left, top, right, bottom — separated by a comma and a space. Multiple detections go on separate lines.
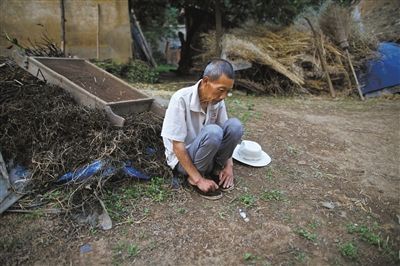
173, 141, 219, 192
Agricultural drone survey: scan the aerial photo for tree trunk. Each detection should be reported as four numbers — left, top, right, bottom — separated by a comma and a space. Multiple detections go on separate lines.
215, 0, 222, 56
177, 6, 208, 75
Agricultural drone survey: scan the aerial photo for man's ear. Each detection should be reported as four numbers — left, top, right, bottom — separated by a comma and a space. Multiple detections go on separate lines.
202, 76, 209, 84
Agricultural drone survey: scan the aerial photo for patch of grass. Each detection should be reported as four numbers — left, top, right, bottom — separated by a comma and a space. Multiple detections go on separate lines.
104, 192, 127, 221
339, 242, 358, 260
23, 210, 44, 220
239, 193, 257, 207
176, 207, 187, 214
127, 243, 139, 257
243, 252, 262, 262
346, 223, 398, 262
295, 227, 317, 242
286, 144, 300, 156
260, 189, 285, 201
308, 220, 320, 230
264, 168, 273, 181
227, 96, 260, 125
243, 252, 254, 261
144, 176, 169, 202
294, 251, 308, 263
113, 242, 140, 263
346, 223, 381, 246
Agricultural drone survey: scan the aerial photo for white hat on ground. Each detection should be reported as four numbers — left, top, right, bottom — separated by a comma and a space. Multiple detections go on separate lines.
232, 140, 271, 167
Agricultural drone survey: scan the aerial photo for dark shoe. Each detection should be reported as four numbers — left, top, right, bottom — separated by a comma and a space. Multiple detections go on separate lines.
188, 183, 223, 200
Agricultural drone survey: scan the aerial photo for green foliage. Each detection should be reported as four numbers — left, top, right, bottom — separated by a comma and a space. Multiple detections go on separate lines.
260, 189, 285, 201
127, 243, 139, 257
243, 252, 254, 261
239, 193, 257, 207
144, 176, 169, 202
133, 1, 179, 58
346, 223, 381, 246
339, 242, 358, 260
92, 59, 159, 83
121, 60, 159, 83
295, 227, 317, 241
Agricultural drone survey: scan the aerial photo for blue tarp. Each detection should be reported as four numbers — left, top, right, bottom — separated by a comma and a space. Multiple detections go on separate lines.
359, 42, 400, 95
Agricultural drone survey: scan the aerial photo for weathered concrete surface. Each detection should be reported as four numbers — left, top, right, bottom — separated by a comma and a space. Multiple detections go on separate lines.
0, 0, 132, 62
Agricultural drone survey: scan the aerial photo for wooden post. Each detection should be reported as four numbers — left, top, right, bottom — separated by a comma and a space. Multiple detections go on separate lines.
346, 49, 365, 100
305, 17, 335, 98
215, 0, 222, 56
60, 0, 66, 54
97, 4, 100, 59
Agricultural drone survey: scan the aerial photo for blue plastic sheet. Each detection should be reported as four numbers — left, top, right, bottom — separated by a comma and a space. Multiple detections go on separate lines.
359, 42, 400, 94
57, 160, 150, 184
57, 160, 104, 184
122, 163, 150, 181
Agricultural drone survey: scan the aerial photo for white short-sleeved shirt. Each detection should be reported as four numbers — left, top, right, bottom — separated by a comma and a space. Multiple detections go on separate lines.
161, 80, 228, 169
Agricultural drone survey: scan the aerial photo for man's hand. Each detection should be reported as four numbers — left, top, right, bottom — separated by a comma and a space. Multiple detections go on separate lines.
189, 176, 219, 192
218, 160, 234, 189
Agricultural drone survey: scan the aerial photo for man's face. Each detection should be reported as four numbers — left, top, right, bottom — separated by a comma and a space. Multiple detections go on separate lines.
200, 74, 234, 105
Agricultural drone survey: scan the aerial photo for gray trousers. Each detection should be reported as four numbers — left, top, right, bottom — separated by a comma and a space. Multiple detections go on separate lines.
177, 118, 244, 176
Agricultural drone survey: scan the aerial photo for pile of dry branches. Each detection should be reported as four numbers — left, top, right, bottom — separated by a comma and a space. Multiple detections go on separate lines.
0, 57, 171, 214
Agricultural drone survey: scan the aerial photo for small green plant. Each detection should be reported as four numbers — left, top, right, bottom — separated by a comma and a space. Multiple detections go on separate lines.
243, 252, 254, 261
287, 145, 299, 156
339, 242, 358, 260
104, 192, 126, 221
295, 228, 317, 241
176, 207, 186, 214
127, 243, 139, 257
347, 223, 381, 246
145, 176, 169, 202
260, 190, 284, 201
240, 193, 257, 207
308, 220, 320, 230
294, 251, 307, 262
264, 168, 273, 181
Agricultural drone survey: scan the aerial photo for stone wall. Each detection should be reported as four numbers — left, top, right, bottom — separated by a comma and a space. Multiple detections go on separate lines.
0, 0, 132, 62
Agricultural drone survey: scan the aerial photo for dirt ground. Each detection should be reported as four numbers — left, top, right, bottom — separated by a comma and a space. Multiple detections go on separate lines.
1, 89, 399, 265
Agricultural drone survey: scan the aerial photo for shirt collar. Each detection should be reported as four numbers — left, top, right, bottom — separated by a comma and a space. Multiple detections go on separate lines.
190, 80, 203, 113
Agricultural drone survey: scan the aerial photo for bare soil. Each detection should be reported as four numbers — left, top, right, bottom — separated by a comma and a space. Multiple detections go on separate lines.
37, 58, 144, 102
1, 94, 399, 266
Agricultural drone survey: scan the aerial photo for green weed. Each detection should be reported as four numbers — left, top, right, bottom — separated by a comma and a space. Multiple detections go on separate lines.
127, 243, 139, 257
339, 242, 358, 260
243, 252, 254, 261
176, 207, 187, 214
308, 220, 320, 230
260, 190, 285, 201
144, 176, 169, 202
287, 145, 300, 156
265, 168, 273, 181
347, 223, 381, 246
295, 228, 317, 241
294, 251, 308, 262
240, 193, 257, 207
